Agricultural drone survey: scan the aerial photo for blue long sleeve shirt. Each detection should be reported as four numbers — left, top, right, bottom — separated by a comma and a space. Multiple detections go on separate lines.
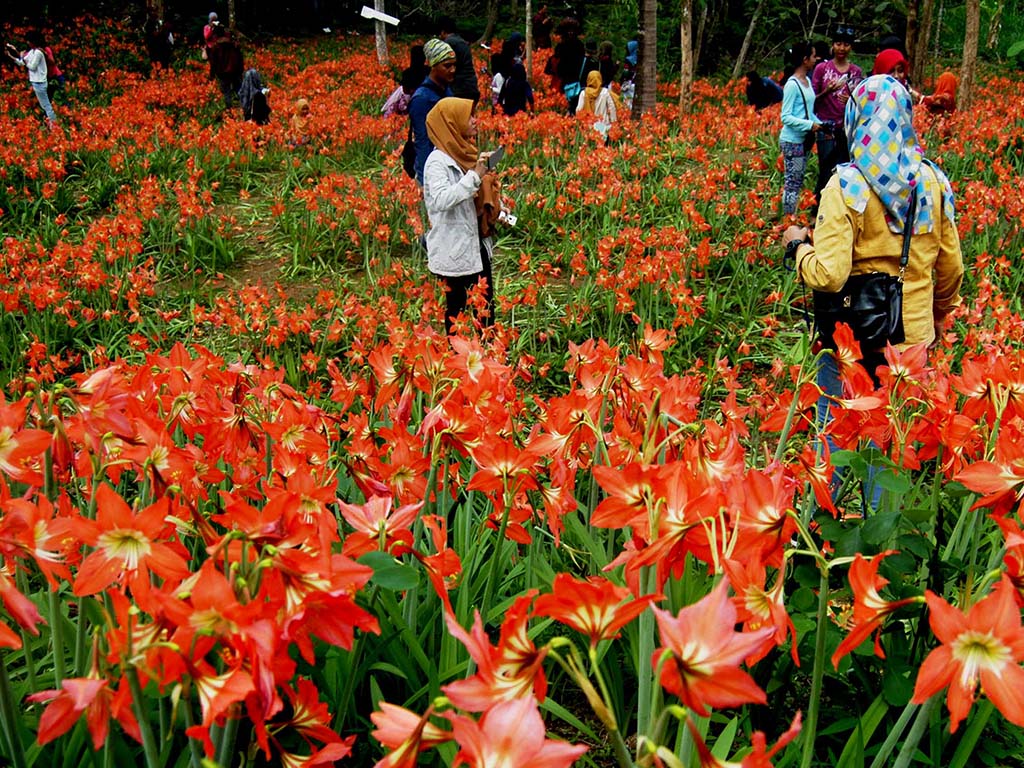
779, 76, 818, 144
409, 77, 451, 185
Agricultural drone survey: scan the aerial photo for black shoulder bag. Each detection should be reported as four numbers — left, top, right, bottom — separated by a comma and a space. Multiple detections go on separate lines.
797, 84, 816, 153
401, 121, 416, 179
811, 187, 918, 352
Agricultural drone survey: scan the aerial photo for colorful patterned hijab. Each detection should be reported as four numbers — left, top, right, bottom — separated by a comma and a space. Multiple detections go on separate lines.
836, 75, 955, 234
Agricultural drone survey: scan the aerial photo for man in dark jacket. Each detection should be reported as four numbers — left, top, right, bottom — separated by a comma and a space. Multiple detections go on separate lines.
408, 39, 456, 185
437, 16, 480, 105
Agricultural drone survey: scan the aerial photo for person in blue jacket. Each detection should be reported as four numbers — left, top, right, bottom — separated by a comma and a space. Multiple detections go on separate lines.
745, 70, 784, 110
409, 39, 457, 186
778, 42, 821, 216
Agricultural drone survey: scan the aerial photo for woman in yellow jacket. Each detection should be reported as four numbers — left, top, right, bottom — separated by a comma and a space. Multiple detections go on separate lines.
782, 74, 964, 510
783, 74, 963, 380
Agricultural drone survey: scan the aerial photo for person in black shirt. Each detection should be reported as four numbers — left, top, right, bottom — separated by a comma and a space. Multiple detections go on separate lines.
437, 16, 480, 106
555, 17, 585, 114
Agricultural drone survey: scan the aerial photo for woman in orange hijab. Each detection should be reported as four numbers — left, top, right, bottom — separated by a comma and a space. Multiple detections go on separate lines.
423, 97, 501, 335
923, 72, 958, 113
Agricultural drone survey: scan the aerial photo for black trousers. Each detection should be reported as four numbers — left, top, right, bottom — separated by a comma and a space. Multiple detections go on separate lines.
814, 130, 851, 205
441, 244, 493, 336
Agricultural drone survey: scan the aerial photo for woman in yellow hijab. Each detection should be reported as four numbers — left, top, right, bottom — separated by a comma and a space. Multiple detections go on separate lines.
575, 69, 617, 137
423, 98, 501, 335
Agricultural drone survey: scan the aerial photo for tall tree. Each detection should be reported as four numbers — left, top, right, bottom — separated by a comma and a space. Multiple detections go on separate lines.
481, 0, 499, 43
959, 0, 980, 108
374, 0, 389, 66
633, 0, 658, 116
679, 0, 694, 111
905, 0, 920, 72
911, 0, 936, 84
732, 0, 767, 79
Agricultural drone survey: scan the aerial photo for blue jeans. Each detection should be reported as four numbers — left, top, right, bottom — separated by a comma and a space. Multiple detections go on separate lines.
817, 353, 883, 512
31, 81, 57, 122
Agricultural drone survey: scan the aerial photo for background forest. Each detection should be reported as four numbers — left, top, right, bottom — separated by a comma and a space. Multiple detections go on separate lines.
5, 0, 1024, 80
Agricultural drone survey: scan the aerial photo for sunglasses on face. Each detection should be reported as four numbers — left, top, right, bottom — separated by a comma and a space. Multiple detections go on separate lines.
834, 26, 855, 39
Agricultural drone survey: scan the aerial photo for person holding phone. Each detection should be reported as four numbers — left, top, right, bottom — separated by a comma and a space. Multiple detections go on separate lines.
779, 42, 821, 217
812, 25, 863, 207
423, 98, 502, 335
5, 31, 58, 126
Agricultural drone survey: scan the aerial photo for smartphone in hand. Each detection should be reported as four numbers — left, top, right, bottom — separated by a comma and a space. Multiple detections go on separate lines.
486, 145, 505, 171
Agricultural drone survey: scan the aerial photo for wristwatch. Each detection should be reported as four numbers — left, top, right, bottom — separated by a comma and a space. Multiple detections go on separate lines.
784, 238, 805, 258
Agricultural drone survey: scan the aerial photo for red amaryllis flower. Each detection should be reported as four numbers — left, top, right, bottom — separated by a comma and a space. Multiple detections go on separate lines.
71, 484, 190, 598
534, 574, 659, 648
0, 398, 52, 486
442, 593, 547, 711
28, 676, 141, 750
832, 551, 918, 667
447, 696, 587, 768
652, 579, 774, 715
338, 494, 423, 557
723, 559, 798, 666
912, 575, 1024, 732
371, 702, 451, 768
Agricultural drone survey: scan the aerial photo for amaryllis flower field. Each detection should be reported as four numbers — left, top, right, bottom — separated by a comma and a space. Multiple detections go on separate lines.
3, 16, 1024, 768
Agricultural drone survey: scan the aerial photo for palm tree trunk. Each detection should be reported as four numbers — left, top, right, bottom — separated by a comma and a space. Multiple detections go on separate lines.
633, 0, 658, 116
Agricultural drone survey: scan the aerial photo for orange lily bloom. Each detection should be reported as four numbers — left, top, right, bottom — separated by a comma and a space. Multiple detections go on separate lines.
912, 575, 1024, 732
447, 696, 587, 768
831, 551, 918, 667
653, 579, 774, 716
534, 573, 659, 648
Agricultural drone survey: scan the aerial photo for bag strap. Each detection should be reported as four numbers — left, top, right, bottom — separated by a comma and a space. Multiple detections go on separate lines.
899, 187, 918, 282
797, 80, 810, 120
577, 57, 587, 83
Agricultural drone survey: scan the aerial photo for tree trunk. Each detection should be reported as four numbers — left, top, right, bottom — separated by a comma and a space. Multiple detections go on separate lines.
905, 0, 920, 72
374, 0, 389, 66
480, 0, 499, 44
959, 0, 980, 109
679, 0, 694, 112
228, 0, 236, 30
732, 0, 766, 79
694, 0, 707, 70
525, 0, 532, 78
911, 0, 936, 84
986, 0, 1005, 52
633, 0, 658, 117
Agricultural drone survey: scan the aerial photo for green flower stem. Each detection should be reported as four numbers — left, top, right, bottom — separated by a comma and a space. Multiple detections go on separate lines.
331, 585, 379, 732
216, 710, 240, 768
480, 485, 513, 623
774, 352, 810, 465
126, 666, 161, 768
635, 566, 657, 758
47, 587, 65, 688
798, 563, 830, 768
890, 695, 938, 768
867, 699, 919, 768
0, 653, 27, 768
181, 697, 205, 768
